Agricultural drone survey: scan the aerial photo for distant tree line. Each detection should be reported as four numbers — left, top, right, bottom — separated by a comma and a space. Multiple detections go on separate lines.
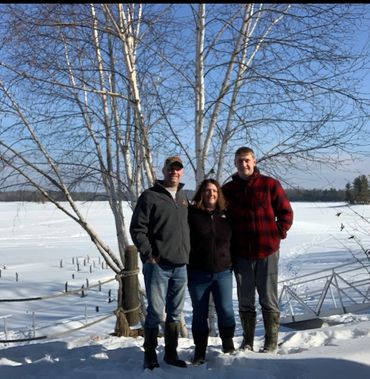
0, 189, 197, 203
0, 190, 110, 202
1, 178, 368, 204
286, 174, 370, 203
285, 187, 346, 202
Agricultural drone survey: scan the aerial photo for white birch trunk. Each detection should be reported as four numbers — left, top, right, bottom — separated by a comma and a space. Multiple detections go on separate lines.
195, 4, 206, 185
216, 4, 291, 180
107, 4, 155, 187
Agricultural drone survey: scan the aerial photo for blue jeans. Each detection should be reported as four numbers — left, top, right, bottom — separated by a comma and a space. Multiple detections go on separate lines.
143, 261, 187, 328
188, 269, 235, 332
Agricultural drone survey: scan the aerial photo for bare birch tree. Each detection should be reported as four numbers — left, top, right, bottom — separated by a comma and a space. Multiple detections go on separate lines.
0, 3, 168, 335
187, 3, 370, 186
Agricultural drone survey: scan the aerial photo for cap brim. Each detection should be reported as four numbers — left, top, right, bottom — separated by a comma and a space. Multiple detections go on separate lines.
169, 162, 183, 168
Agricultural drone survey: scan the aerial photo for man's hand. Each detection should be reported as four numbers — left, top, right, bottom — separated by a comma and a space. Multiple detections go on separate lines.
146, 255, 159, 264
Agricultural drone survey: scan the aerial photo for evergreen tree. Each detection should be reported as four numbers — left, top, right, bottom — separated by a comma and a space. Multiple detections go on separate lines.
345, 182, 354, 204
352, 175, 370, 204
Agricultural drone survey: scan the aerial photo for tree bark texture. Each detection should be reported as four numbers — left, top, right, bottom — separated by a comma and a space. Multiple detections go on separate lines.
114, 245, 141, 337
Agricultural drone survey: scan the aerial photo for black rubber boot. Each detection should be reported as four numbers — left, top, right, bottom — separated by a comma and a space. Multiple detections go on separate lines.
192, 330, 208, 366
163, 322, 187, 367
143, 327, 159, 370
261, 311, 280, 353
239, 311, 256, 351
219, 326, 235, 354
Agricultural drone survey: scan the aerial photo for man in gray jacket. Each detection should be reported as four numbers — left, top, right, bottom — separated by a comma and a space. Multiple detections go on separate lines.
130, 156, 190, 370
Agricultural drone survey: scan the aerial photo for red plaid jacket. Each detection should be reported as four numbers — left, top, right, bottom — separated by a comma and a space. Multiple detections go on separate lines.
222, 169, 293, 260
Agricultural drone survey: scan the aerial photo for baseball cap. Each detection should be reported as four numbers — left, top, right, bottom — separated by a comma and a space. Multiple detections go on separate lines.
164, 156, 183, 168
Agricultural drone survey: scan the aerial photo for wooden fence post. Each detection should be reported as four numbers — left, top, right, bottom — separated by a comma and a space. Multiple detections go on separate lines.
123, 245, 140, 326
115, 245, 140, 337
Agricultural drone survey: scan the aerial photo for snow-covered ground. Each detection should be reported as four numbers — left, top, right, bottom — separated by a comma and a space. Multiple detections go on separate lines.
1, 201, 370, 379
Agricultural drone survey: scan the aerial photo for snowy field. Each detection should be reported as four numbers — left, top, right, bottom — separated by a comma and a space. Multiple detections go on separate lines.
1, 201, 370, 379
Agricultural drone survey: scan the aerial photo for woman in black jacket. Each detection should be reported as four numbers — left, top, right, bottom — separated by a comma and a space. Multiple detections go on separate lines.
188, 179, 236, 365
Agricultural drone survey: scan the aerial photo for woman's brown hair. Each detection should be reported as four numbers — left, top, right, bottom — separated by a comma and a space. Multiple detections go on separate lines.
192, 178, 227, 212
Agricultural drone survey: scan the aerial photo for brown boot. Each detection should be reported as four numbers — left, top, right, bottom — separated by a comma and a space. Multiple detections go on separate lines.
239, 311, 256, 351
261, 312, 280, 353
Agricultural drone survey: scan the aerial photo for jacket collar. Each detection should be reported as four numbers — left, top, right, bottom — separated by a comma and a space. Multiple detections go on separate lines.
155, 179, 185, 192
232, 167, 260, 182
189, 204, 222, 216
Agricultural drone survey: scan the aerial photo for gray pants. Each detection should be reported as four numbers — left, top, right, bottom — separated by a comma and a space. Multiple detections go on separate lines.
233, 251, 279, 313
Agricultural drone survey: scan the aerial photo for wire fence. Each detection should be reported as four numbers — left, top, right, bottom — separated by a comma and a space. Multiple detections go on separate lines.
0, 276, 117, 344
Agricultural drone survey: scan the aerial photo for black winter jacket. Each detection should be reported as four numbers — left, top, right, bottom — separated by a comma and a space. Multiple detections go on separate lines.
130, 180, 190, 265
188, 205, 232, 273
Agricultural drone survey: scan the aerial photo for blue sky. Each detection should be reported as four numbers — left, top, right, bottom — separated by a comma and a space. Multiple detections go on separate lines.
1, 4, 369, 193
287, 156, 370, 190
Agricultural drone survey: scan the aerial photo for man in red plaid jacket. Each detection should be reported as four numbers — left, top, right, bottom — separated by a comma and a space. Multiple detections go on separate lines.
222, 146, 293, 353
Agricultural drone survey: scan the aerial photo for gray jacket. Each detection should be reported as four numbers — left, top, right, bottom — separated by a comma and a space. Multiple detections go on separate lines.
129, 180, 190, 265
